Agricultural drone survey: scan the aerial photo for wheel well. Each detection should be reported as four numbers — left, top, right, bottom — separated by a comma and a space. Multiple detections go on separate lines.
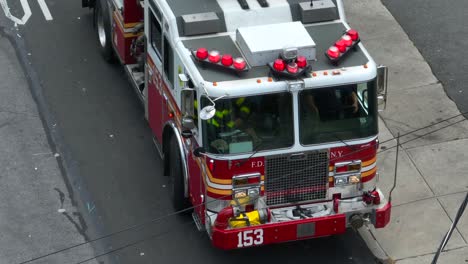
162, 125, 174, 177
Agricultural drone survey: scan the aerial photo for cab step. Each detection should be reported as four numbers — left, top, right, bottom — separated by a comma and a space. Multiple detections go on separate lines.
192, 212, 205, 231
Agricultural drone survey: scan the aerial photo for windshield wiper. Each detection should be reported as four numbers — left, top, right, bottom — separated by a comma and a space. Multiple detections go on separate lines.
236, 137, 267, 168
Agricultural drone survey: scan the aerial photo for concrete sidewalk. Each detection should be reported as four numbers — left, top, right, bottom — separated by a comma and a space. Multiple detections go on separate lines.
345, 0, 468, 263
0, 30, 98, 263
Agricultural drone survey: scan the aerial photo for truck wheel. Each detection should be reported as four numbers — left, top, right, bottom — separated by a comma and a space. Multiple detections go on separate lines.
169, 136, 190, 211
94, 0, 114, 62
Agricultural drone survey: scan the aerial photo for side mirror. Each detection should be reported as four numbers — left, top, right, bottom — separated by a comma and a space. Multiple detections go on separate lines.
199, 105, 216, 120
182, 116, 195, 130
377, 65, 388, 112
193, 147, 206, 157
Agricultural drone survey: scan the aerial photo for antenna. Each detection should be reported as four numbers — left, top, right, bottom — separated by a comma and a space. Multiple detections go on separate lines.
388, 132, 400, 202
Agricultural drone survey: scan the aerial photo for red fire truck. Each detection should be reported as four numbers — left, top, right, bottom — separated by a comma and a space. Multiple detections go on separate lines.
82, 0, 391, 249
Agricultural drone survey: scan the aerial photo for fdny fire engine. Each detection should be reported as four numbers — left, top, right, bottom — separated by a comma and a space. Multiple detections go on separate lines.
82, 0, 391, 249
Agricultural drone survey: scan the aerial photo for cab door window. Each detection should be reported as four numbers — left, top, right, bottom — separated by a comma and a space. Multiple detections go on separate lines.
163, 36, 174, 88
150, 13, 162, 57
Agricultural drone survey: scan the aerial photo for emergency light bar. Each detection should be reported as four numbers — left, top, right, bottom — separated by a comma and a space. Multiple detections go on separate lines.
192, 48, 250, 73
326, 29, 360, 65
268, 56, 311, 79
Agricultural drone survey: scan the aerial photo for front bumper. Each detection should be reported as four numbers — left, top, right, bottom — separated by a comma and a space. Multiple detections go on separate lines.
209, 200, 391, 250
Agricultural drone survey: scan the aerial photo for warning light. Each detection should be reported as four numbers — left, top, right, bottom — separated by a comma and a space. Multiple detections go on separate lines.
286, 62, 298, 74
268, 56, 311, 78
221, 54, 233, 66
208, 50, 221, 63
192, 48, 250, 73
327, 46, 340, 59
335, 40, 347, 52
325, 29, 361, 65
347, 29, 359, 41
273, 59, 285, 71
233, 57, 247, 70
341, 35, 353, 47
296, 56, 307, 68
196, 48, 208, 60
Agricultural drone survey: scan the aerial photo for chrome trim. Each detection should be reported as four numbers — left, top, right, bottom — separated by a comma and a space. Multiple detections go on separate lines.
233, 172, 261, 179
167, 121, 189, 198
334, 160, 362, 175
203, 135, 378, 160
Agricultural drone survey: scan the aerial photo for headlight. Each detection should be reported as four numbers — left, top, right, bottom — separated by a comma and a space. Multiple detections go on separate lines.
335, 176, 348, 186
248, 187, 260, 198
334, 174, 361, 186
233, 187, 260, 199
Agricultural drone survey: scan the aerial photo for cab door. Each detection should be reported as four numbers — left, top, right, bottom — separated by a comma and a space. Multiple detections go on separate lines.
146, 6, 165, 143
181, 82, 204, 221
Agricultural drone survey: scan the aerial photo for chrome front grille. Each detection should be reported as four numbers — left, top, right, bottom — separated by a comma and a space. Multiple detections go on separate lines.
265, 151, 329, 206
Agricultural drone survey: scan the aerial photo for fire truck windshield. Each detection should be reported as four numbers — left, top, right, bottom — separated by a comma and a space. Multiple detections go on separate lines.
201, 92, 294, 154
299, 79, 378, 145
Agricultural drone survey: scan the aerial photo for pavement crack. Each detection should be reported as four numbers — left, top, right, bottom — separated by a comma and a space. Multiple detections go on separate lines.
62, 212, 90, 241
54, 187, 90, 241
436, 197, 468, 245
54, 187, 66, 208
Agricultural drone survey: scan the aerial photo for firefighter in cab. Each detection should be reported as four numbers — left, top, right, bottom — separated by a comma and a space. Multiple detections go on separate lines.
204, 97, 260, 153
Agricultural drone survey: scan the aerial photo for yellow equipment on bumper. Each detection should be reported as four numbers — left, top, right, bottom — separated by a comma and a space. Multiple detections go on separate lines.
229, 209, 270, 228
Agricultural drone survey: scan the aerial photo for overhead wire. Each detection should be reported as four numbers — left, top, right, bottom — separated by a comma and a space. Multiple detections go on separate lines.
75, 113, 468, 264
18, 111, 468, 264
75, 221, 198, 264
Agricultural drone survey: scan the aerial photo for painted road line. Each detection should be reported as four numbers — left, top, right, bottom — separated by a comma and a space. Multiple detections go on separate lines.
37, 0, 53, 20
0, 0, 32, 25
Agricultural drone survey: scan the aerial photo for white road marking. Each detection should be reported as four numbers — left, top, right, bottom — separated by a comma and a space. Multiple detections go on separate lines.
0, 0, 32, 25
37, 0, 52, 20
1, 0, 52, 25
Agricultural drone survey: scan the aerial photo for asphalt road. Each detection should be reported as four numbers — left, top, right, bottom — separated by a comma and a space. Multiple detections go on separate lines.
382, 0, 468, 116
3, 1, 377, 263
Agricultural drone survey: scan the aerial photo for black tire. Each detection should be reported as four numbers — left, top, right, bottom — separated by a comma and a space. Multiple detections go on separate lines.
94, 0, 115, 62
169, 136, 191, 211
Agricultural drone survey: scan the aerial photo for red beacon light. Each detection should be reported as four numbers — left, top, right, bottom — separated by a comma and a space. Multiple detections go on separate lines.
208, 50, 221, 63
341, 35, 353, 47
192, 48, 250, 73
296, 56, 307, 68
325, 29, 361, 65
327, 46, 340, 59
286, 62, 298, 74
268, 55, 311, 78
335, 40, 347, 53
221, 54, 233, 66
347, 29, 359, 41
196, 48, 208, 60
273, 59, 286, 71
233, 57, 247, 70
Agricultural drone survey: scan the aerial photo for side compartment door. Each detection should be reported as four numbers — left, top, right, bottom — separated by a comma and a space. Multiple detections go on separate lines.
146, 8, 165, 142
